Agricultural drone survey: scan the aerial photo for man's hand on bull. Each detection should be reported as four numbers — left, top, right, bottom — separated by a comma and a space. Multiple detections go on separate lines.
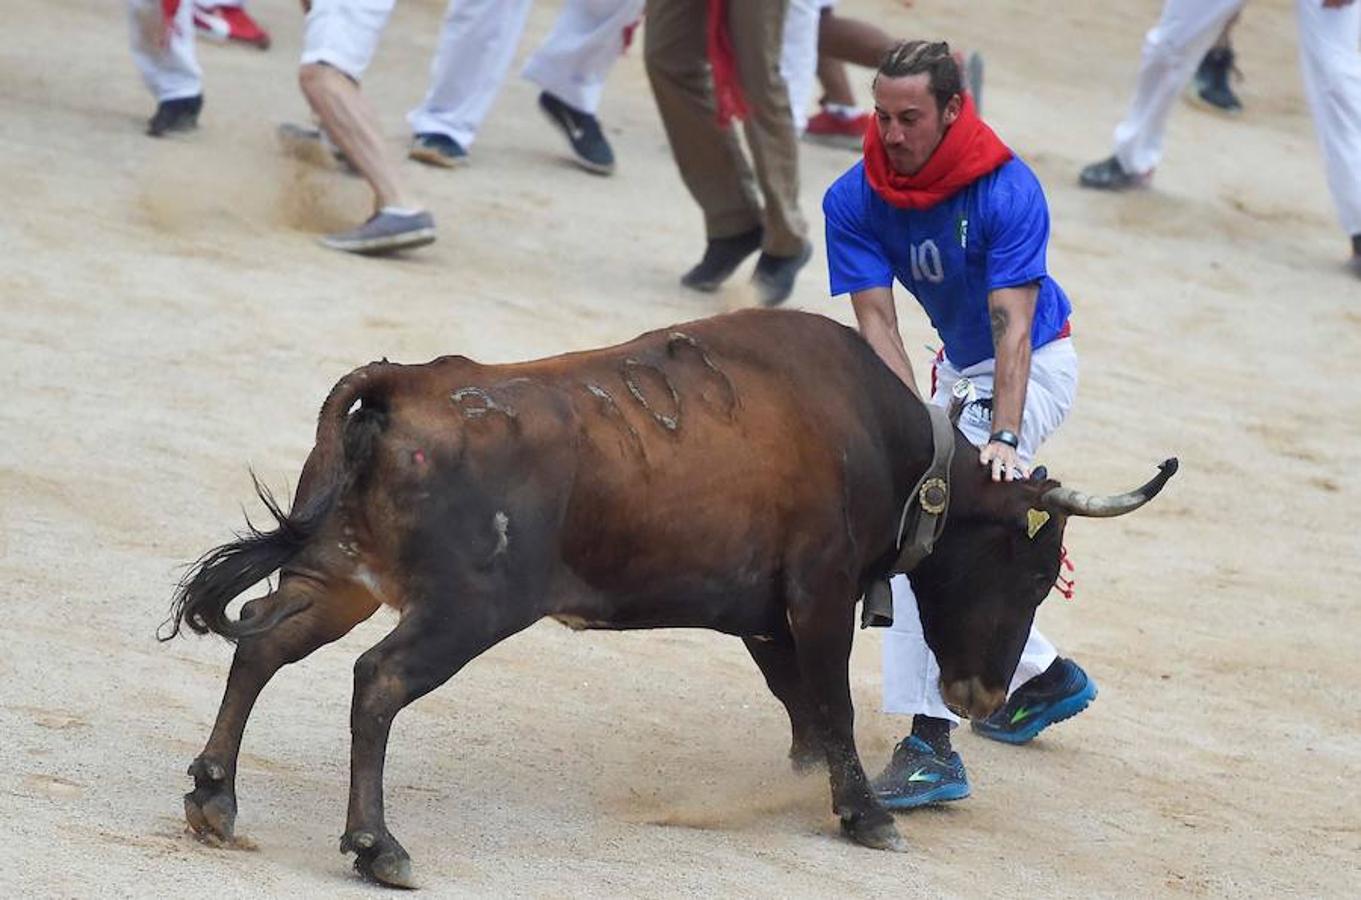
979, 440, 1028, 482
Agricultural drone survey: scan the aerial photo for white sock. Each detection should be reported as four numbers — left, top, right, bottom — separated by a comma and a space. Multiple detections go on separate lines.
823, 102, 863, 120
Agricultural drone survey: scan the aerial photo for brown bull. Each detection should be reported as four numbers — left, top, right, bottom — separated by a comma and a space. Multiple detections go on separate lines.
164, 308, 1175, 887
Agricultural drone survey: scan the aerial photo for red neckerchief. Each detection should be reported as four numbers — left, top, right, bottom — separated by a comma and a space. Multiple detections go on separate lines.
707, 0, 748, 127
863, 95, 1012, 210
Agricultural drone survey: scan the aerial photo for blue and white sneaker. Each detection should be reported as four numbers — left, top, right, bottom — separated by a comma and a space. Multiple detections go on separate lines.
538, 91, 615, 175
971, 657, 1098, 745
409, 132, 469, 169
870, 736, 971, 810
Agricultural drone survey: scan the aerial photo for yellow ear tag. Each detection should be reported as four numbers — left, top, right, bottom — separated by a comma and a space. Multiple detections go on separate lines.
1026, 508, 1051, 540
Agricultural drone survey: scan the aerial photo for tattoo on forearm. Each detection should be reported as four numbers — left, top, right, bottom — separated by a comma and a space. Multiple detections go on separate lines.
990, 306, 1009, 347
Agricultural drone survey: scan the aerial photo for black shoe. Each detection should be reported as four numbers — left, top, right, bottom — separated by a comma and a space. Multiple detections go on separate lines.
538, 91, 615, 175
409, 132, 468, 168
1078, 155, 1149, 192
751, 241, 812, 307
1192, 46, 1243, 116
680, 227, 764, 292
147, 95, 202, 137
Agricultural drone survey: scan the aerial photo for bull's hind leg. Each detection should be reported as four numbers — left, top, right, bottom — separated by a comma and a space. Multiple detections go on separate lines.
743, 636, 823, 771
340, 600, 539, 888
184, 584, 379, 843
786, 581, 905, 853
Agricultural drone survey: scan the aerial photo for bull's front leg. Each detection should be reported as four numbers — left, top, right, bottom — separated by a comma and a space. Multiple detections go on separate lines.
786, 585, 906, 853
184, 586, 378, 844
743, 635, 824, 771
341, 600, 539, 888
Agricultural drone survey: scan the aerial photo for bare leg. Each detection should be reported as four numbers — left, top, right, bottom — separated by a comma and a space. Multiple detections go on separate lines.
816, 57, 858, 109
814, 12, 980, 114
298, 63, 417, 211
818, 11, 894, 70
184, 582, 380, 843
743, 635, 823, 770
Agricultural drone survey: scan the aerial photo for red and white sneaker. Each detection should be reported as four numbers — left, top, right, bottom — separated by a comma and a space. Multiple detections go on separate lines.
804, 109, 871, 151
193, 4, 271, 50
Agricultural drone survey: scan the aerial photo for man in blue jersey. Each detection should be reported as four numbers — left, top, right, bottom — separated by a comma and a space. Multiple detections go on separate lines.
823, 40, 1096, 809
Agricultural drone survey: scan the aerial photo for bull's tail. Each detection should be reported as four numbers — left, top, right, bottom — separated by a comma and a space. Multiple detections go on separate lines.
159, 363, 395, 642
159, 477, 323, 641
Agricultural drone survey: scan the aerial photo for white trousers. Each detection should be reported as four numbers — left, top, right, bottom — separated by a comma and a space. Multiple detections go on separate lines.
1297, 0, 1361, 234
1113, 0, 1361, 236
882, 338, 1079, 724
780, 0, 838, 133
780, 0, 822, 133
407, 0, 644, 148
300, 0, 396, 82
128, 0, 202, 102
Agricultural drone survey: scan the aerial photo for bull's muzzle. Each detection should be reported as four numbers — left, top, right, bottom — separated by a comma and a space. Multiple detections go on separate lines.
940, 677, 1008, 721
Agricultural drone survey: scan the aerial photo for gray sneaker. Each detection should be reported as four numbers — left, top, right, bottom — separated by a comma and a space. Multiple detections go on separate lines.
320, 210, 436, 255
277, 122, 357, 175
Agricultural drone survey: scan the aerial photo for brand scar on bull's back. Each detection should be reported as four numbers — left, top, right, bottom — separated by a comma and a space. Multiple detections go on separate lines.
615, 333, 741, 435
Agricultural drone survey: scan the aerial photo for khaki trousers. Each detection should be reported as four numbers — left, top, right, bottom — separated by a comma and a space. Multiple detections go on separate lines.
644, 0, 807, 256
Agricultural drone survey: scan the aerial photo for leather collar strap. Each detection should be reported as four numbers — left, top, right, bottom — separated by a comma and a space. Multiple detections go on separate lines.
858, 404, 957, 630
893, 403, 956, 574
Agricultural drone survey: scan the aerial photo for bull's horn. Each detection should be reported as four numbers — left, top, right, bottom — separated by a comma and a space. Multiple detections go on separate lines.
1040, 458, 1179, 518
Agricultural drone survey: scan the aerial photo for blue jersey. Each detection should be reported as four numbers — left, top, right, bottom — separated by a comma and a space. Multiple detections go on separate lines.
823, 157, 1071, 370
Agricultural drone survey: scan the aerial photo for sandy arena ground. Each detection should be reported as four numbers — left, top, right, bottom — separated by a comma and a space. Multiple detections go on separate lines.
2, 0, 1359, 895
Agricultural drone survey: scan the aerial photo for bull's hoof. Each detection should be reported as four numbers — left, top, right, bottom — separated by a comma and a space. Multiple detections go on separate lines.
341, 829, 415, 889
840, 814, 908, 853
184, 757, 237, 843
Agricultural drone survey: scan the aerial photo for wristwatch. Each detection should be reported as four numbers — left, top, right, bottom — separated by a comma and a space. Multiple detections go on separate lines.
989, 429, 1020, 449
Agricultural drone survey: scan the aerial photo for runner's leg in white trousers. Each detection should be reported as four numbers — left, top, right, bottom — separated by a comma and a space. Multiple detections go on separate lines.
521, 0, 644, 115
1111, 0, 1245, 176
780, 0, 823, 134
129, 0, 202, 102
408, 0, 535, 150
882, 339, 1079, 726
1296, 0, 1361, 239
